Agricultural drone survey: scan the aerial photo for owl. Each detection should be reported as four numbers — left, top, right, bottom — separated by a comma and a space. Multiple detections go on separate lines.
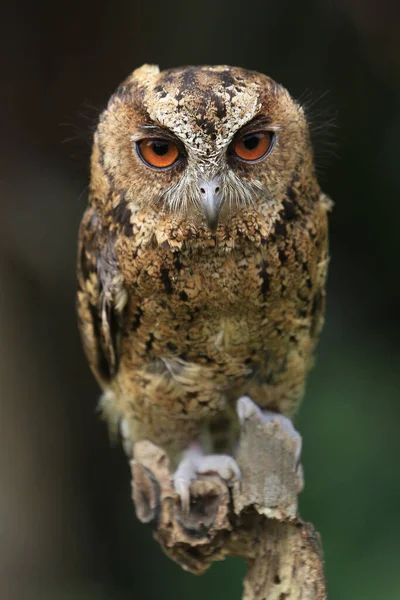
77, 64, 330, 506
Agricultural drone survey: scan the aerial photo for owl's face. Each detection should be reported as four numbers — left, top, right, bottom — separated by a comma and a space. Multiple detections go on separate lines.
94, 65, 314, 232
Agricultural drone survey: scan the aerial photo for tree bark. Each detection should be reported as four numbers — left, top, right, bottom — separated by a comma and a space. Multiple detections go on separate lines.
131, 406, 327, 599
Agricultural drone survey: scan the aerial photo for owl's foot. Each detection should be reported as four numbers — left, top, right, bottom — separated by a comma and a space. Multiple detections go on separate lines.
237, 395, 304, 490
173, 443, 240, 514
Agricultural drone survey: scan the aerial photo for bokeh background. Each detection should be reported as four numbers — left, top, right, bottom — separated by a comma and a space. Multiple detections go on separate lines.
1, 0, 400, 598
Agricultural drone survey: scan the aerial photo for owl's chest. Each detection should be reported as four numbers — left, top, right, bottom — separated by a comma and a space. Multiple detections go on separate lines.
127, 240, 266, 317
116, 239, 273, 413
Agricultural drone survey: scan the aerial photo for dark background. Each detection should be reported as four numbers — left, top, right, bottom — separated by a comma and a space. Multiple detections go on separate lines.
1, 0, 399, 598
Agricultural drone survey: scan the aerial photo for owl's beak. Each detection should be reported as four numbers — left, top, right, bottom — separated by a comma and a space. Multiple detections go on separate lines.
199, 178, 223, 233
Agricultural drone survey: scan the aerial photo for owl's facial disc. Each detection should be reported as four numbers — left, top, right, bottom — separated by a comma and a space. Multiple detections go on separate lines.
198, 177, 223, 233
105, 65, 311, 226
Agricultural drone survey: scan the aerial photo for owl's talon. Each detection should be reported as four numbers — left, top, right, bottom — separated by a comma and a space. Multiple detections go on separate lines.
237, 395, 262, 424
196, 454, 241, 482
173, 444, 200, 514
173, 445, 241, 512
173, 475, 192, 515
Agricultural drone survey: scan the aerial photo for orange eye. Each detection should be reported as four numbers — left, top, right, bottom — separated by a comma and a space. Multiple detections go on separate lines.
136, 138, 180, 169
232, 132, 273, 162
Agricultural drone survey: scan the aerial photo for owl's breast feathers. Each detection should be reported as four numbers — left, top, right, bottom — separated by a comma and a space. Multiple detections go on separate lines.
77, 182, 329, 448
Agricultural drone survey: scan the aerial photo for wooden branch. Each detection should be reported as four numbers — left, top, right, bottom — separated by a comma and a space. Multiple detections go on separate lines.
131, 406, 327, 599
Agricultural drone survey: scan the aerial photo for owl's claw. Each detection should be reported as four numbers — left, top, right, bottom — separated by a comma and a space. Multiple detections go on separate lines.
237, 394, 262, 423
173, 444, 241, 514
237, 395, 303, 489
173, 444, 200, 514
196, 454, 241, 481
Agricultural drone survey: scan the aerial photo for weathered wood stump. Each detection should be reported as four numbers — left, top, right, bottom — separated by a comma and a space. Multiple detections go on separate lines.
131, 406, 327, 599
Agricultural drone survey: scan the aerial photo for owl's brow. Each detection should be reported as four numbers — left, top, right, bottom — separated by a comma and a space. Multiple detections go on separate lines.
234, 115, 282, 137
130, 124, 181, 143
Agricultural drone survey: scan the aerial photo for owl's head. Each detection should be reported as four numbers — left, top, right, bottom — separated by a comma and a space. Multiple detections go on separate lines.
92, 64, 315, 232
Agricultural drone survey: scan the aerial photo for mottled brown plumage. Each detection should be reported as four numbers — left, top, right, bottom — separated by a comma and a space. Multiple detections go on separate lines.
77, 64, 330, 471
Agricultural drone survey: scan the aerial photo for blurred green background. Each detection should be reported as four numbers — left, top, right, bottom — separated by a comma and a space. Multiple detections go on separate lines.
1, 0, 399, 598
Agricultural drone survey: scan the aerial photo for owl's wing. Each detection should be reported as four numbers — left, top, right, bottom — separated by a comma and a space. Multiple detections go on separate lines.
308, 193, 331, 342
77, 207, 127, 387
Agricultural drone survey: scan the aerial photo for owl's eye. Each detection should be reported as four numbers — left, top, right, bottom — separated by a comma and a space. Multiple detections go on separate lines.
136, 139, 180, 170
232, 132, 273, 162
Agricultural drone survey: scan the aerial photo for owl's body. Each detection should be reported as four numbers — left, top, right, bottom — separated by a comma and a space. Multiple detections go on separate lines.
77, 65, 330, 467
